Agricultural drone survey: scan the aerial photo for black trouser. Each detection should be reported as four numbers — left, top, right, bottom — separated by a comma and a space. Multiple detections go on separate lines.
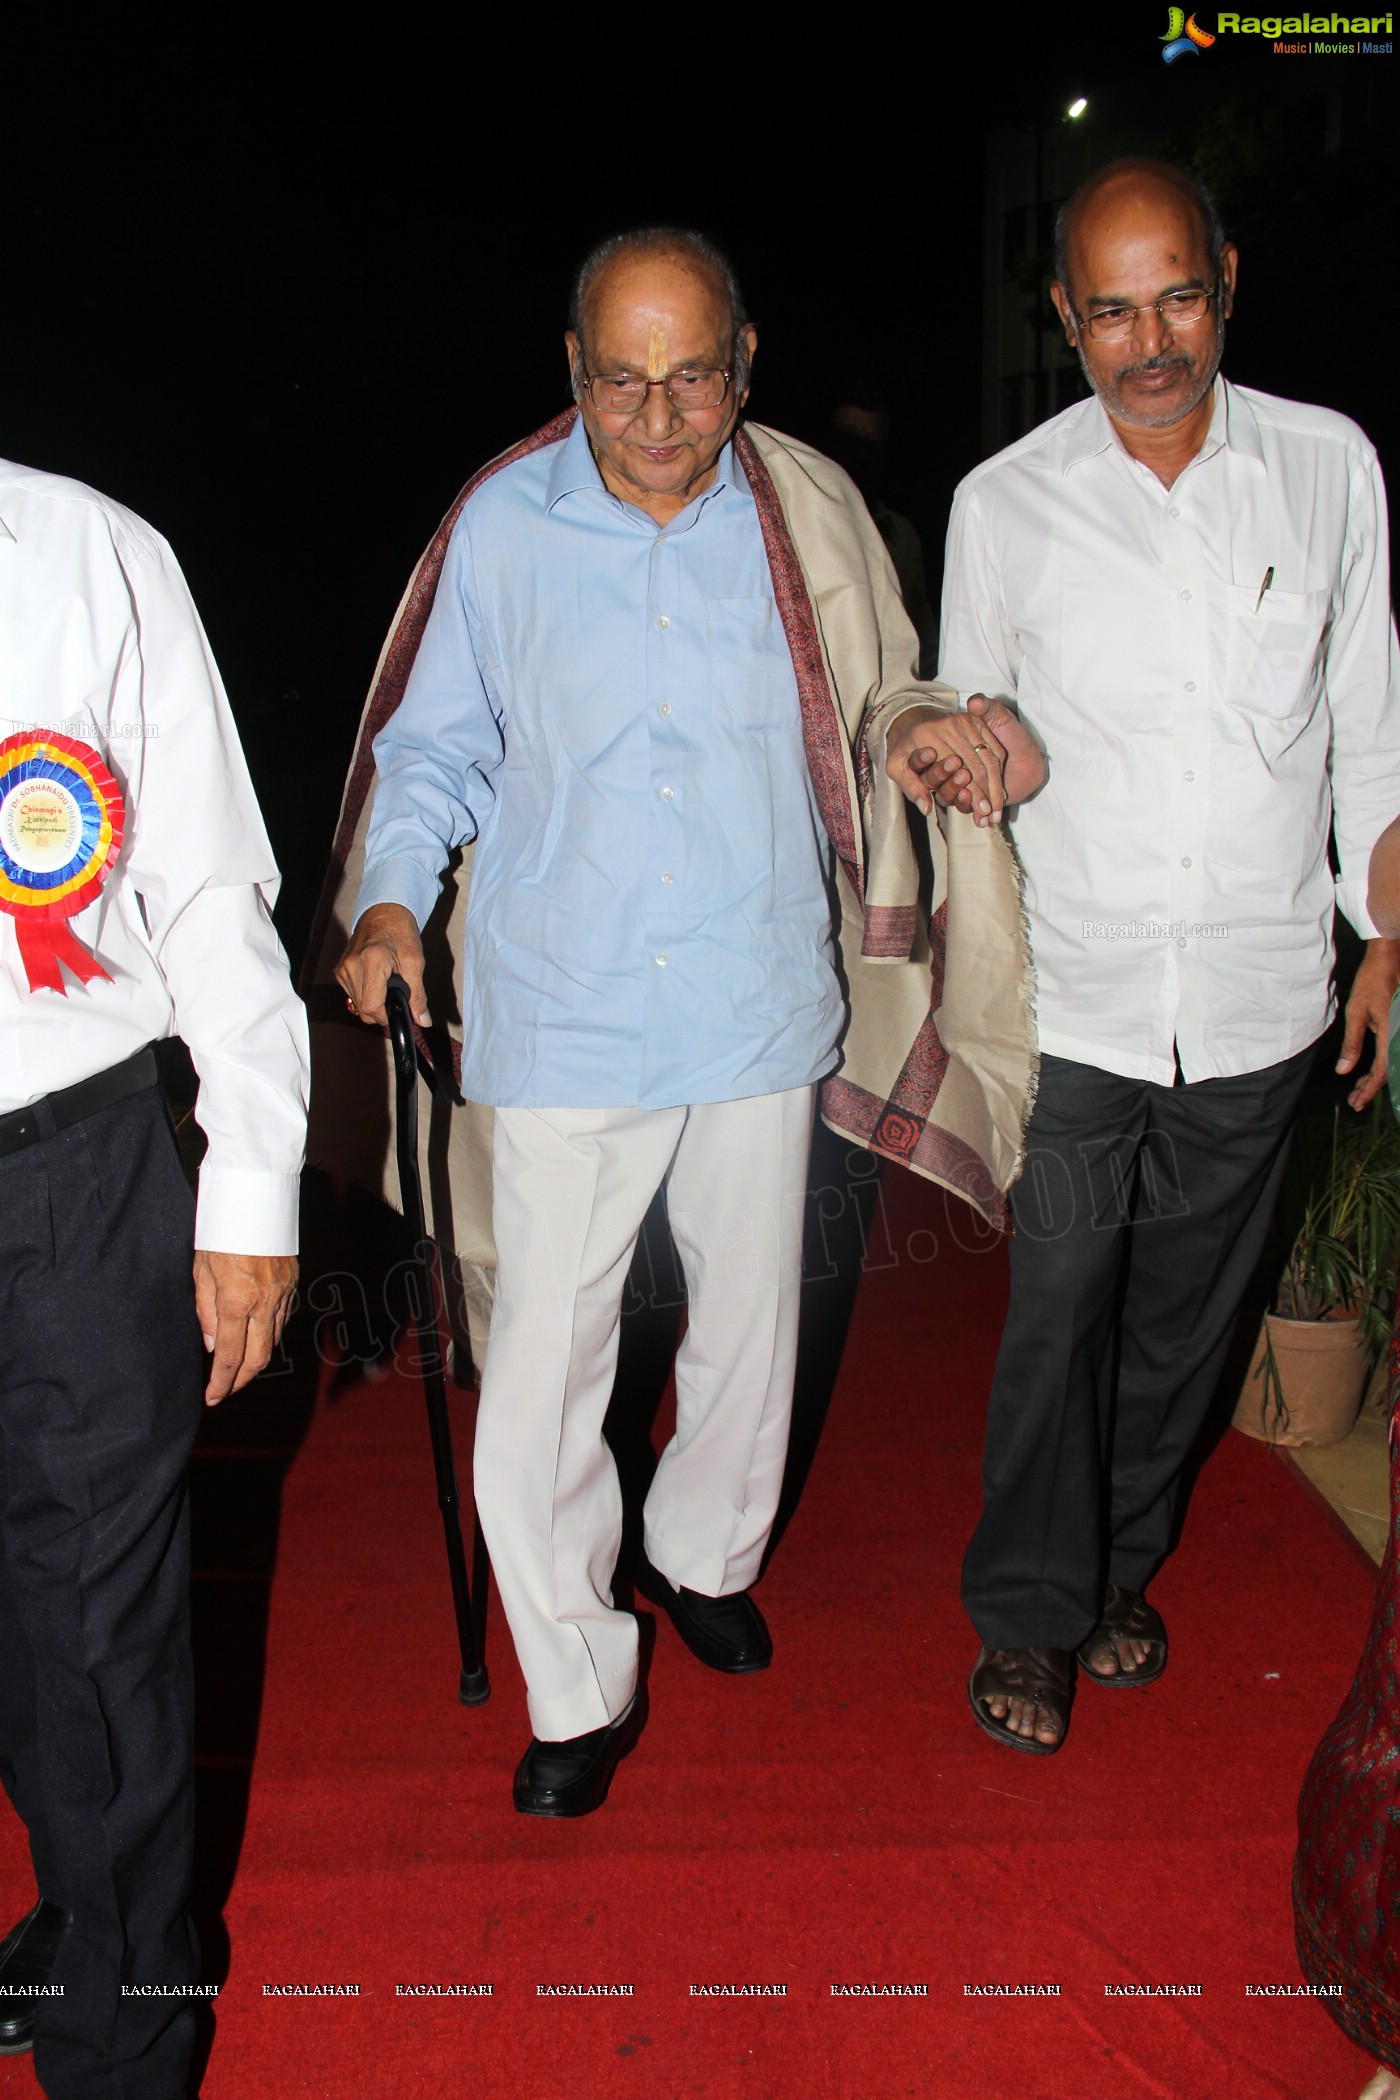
0, 1083, 203, 2099
962, 1046, 1316, 1653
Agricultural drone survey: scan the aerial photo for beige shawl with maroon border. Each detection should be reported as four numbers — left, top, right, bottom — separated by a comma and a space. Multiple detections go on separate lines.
303, 412, 1036, 1362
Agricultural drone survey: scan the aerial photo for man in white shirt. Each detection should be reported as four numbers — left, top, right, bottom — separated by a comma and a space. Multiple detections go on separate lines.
0, 462, 308, 2094
886, 159, 1400, 1753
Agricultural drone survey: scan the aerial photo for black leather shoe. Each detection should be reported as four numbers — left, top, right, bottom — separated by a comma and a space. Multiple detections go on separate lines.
0, 1899, 67, 2055
513, 1691, 646, 1818
636, 1554, 772, 1673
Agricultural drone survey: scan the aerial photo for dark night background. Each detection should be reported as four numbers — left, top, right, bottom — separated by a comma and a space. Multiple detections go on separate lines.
5, 20, 1396, 969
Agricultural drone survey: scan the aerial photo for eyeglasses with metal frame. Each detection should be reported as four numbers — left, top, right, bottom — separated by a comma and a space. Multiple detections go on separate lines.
1073, 282, 1223, 343
581, 366, 735, 415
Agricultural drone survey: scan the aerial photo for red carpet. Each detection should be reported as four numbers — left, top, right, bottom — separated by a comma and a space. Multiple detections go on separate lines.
0, 1164, 1381, 2098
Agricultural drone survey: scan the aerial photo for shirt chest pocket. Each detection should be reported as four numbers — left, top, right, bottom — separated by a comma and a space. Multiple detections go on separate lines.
705, 597, 789, 733
1224, 584, 1330, 718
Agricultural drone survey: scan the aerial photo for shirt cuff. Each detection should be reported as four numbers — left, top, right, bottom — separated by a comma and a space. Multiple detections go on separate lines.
1337, 876, 1381, 943
195, 1168, 301, 1255
353, 856, 442, 931
877, 695, 957, 731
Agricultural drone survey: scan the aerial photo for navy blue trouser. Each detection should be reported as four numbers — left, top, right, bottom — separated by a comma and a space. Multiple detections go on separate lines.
0, 1083, 203, 2099
963, 1045, 1316, 1652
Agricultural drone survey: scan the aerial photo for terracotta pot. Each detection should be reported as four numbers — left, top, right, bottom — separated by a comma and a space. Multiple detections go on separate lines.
1231, 1312, 1370, 1449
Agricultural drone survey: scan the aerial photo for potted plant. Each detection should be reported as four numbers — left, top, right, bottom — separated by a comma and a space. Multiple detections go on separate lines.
1233, 1104, 1400, 1448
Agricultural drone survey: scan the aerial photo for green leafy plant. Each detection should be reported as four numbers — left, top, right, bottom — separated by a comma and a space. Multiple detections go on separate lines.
1256, 1103, 1400, 1428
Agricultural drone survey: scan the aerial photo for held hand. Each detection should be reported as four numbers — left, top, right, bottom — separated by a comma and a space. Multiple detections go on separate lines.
193, 1250, 299, 1405
963, 693, 1047, 807
335, 903, 428, 1027
928, 694, 1048, 817
884, 705, 1008, 827
1337, 937, 1400, 1112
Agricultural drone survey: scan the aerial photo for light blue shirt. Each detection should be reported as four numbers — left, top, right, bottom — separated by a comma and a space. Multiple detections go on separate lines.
357, 416, 843, 1109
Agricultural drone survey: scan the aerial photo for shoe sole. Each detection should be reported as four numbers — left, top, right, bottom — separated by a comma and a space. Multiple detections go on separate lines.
514, 1790, 612, 1819
674, 1640, 771, 1674
1075, 1647, 1167, 1690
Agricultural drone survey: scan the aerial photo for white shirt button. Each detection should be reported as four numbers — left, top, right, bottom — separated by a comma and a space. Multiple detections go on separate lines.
1181, 856, 1192, 868
1184, 769, 1196, 781
660, 786, 674, 800
1180, 590, 1192, 602
1169, 506, 1180, 518
659, 702, 672, 716
1177, 937, 1188, 950
1185, 681, 1197, 692
660, 871, 673, 885
654, 953, 668, 967
656, 534, 667, 545
657, 616, 670, 631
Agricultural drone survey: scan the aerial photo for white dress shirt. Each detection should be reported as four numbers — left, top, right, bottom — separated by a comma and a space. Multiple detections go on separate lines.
939, 380, 1400, 1085
0, 462, 308, 1251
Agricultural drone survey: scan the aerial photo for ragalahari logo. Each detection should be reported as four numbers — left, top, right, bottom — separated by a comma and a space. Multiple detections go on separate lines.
1161, 6, 1218, 54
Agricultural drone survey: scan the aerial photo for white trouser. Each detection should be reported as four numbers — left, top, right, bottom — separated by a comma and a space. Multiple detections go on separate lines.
473, 1087, 815, 1742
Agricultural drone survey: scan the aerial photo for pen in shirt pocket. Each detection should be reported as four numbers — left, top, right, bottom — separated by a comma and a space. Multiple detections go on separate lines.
1254, 565, 1275, 614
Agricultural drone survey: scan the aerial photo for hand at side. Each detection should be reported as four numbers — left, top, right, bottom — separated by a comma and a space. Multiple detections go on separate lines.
193, 1250, 299, 1405
1337, 937, 1400, 1112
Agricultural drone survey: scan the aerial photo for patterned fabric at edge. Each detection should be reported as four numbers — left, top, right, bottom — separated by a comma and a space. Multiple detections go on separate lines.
1293, 1306, 1400, 2070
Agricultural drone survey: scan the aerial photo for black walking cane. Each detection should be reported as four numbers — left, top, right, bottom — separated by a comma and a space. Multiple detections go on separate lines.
385, 973, 490, 1706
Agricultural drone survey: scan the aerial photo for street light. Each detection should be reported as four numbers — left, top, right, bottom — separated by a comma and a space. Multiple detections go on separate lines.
1067, 96, 1088, 119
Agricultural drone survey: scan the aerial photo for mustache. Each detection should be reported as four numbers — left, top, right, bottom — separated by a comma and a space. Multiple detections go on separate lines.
1114, 351, 1193, 382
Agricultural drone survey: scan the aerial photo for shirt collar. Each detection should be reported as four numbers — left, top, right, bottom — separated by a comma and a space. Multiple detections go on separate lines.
545, 409, 738, 521
1218, 377, 1266, 471
1060, 376, 1261, 477
1058, 394, 1119, 474
545, 411, 605, 509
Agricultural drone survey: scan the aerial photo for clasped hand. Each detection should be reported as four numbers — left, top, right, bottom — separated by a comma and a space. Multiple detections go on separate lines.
884, 693, 1047, 825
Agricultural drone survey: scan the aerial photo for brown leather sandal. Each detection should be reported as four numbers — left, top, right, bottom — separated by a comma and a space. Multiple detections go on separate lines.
1076, 1585, 1167, 1688
968, 1645, 1073, 1755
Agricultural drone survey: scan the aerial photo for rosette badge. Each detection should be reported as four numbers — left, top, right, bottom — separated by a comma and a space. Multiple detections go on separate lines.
0, 731, 125, 994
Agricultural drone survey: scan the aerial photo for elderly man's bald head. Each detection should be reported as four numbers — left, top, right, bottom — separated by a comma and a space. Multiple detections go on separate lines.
563, 226, 758, 526
1053, 160, 1225, 302
570, 227, 749, 376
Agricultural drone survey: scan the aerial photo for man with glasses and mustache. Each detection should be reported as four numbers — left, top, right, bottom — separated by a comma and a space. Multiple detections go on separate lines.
885, 158, 1400, 1755
329, 227, 1041, 1814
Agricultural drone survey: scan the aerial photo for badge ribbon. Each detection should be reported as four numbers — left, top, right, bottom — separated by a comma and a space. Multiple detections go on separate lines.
0, 731, 126, 995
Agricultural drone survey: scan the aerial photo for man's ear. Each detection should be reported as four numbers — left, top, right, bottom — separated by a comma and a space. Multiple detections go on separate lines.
1218, 243, 1239, 321
1049, 281, 1077, 349
735, 322, 758, 403
564, 330, 584, 392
